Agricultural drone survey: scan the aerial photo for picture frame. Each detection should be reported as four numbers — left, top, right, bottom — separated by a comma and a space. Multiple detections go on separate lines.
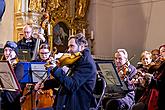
53, 22, 69, 53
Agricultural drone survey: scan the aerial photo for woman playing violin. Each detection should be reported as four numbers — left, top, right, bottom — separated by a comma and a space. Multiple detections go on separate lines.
149, 44, 165, 110
134, 51, 153, 103
21, 43, 55, 110
132, 44, 165, 110
35, 33, 97, 110
105, 49, 137, 110
1, 41, 24, 110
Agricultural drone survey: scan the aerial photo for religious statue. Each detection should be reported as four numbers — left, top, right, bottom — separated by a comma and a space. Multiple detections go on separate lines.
75, 0, 88, 18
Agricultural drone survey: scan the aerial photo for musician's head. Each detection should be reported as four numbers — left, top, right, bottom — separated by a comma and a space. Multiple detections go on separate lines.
151, 49, 160, 62
114, 49, 128, 67
39, 43, 51, 61
23, 24, 33, 40
140, 51, 152, 66
68, 33, 88, 53
159, 44, 165, 58
3, 41, 18, 60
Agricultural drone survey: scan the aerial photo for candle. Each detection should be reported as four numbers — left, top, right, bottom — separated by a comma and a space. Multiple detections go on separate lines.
72, 29, 74, 35
21, 0, 25, 12
75, 30, 76, 34
69, 30, 71, 36
48, 23, 51, 35
83, 29, 85, 35
25, 0, 28, 12
91, 31, 94, 40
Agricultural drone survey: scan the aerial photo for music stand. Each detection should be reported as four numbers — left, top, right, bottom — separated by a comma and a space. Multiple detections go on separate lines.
95, 60, 128, 93
30, 62, 48, 83
20, 62, 49, 83
0, 61, 21, 91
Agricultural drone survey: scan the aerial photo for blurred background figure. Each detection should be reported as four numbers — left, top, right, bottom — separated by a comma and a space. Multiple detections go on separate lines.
151, 49, 160, 63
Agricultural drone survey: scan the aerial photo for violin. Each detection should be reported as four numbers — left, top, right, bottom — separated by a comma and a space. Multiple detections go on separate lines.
118, 64, 129, 81
45, 52, 82, 68
117, 55, 135, 80
148, 56, 165, 73
57, 52, 82, 67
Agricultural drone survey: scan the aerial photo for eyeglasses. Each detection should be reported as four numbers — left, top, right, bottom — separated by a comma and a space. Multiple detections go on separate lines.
24, 31, 32, 33
40, 52, 50, 55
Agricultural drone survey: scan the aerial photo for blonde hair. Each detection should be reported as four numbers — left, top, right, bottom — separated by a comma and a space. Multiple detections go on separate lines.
140, 51, 152, 60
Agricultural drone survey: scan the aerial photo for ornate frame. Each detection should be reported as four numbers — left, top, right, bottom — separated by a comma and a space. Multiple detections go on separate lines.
45, 0, 90, 51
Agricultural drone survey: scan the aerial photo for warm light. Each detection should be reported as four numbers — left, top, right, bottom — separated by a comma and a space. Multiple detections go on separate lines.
83, 29, 85, 35
91, 31, 94, 40
72, 29, 74, 35
48, 23, 51, 35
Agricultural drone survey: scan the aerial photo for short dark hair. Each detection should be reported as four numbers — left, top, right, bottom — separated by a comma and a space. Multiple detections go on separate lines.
68, 33, 88, 47
39, 43, 50, 50
159, 44, 165, 51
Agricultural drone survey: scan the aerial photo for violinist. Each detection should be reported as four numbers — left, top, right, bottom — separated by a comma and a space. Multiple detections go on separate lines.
1, 41, 24, 110
151, 49, 160, 63
148, 44, 165, 110
34, 43, 52, 62
105, 49, 137, 110
21, 43, 54, 110
134, 51, 153, 103
35, 33, 97, 110
132, 45, 165, 110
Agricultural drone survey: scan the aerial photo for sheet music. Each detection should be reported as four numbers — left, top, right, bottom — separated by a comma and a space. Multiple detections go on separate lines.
31, 63, 47, 83
98, 63, 121, 86
0, 61, 19, 91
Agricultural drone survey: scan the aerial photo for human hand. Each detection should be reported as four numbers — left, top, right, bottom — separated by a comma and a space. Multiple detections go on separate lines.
33, 32, 46, 42
34, 81, 44, 90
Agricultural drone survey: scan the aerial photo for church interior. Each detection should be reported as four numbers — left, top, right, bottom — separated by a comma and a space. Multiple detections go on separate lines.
0, 0, 165, 110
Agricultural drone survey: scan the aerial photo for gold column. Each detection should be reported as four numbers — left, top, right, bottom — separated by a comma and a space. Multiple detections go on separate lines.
14, 0, 43, 41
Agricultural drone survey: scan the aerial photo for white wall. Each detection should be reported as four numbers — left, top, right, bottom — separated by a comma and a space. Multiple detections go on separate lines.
88, 0, 165, 65
112, 0, 165, 65
88, 0, 113, 56
0, 0, 14, 47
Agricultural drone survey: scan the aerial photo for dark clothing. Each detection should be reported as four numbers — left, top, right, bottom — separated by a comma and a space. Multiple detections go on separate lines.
151, 61, 165, 110
132, 61, 165, 110
17, 37, 37, 57
17, 37, 46, 58
105, 64, 137, 110
134, 66, 152, 103
1, 62, 24, 110
44, 48, 97, 110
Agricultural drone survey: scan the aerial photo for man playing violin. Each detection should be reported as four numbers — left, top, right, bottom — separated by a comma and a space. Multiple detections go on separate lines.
35, 33, 97, 110
105, 49, 137, 110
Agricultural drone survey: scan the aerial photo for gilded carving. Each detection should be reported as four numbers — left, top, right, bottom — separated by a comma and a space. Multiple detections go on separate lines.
75, 0, 88, 18
29, 0, 43, 12
14, 0, 90, 50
